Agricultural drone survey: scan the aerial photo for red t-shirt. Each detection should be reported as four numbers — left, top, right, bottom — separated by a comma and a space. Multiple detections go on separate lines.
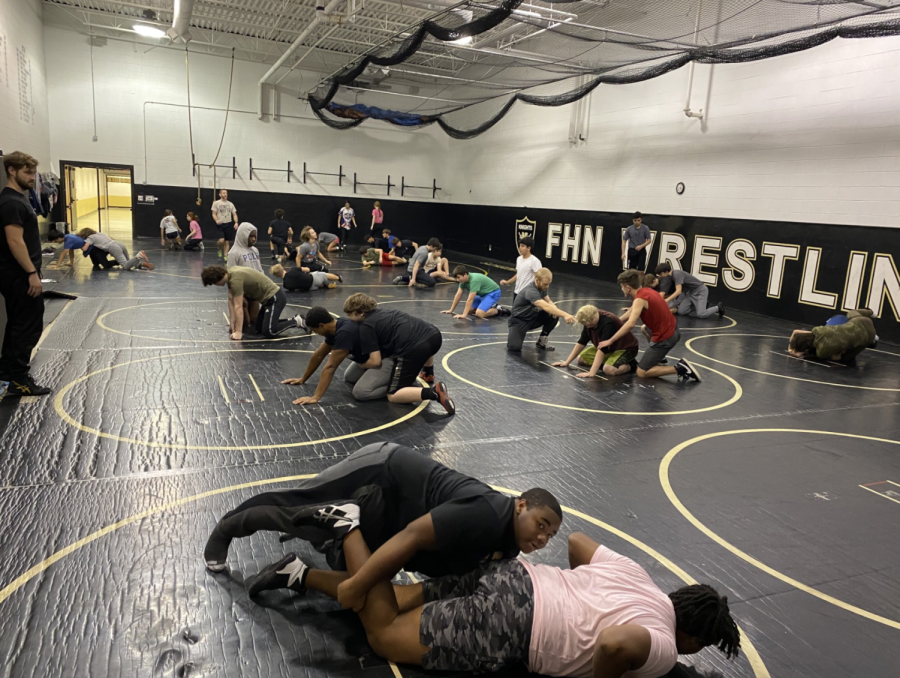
636, 287, 676, 343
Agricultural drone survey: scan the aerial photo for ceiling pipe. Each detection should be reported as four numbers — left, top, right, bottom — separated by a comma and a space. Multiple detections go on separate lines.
258, 0, 345, 119
167, 0, 195, 43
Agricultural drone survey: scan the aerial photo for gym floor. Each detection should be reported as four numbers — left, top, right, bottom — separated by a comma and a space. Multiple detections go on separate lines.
1, 241, 898, 678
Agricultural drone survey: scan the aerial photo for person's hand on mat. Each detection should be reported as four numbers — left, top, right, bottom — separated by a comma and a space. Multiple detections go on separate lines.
408, 280, 415, 288
293, 395, 320, 406
325, 259, 332, 266
440, 309, 454, 314
337, 578, 366, 612
281, 377, 306, 385
550, 361, 569, 368
230, 331, 242, 341
453, 314, 469, 320
575, 372, 596, 379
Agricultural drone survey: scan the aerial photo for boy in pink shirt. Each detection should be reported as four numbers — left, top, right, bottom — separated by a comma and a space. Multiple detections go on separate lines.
289, 530, 740, 678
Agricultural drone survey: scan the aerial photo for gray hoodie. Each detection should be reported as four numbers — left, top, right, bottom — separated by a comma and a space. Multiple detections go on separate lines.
227, 222, 263, 272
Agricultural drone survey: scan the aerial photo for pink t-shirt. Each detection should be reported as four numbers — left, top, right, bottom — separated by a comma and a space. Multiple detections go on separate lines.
372, 208, 384, 224
520, 546, 677, 678
189, 220, 202, 239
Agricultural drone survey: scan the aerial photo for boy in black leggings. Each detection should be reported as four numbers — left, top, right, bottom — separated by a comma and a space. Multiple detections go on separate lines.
343, 293, 455, 414
201, 264, 307, 339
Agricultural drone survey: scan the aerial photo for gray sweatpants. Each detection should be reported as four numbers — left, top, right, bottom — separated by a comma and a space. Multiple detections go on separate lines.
675, 286, 718, 318
344, 357, 395, 401
310, 271, 329, 289
106, 242, 143, 270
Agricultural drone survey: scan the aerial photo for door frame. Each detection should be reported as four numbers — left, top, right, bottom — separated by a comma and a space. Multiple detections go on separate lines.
59, 160, 135, 236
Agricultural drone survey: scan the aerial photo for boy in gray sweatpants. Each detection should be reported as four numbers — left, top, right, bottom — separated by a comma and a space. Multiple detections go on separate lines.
655, 263, 724, 319
77, 228, 154, 270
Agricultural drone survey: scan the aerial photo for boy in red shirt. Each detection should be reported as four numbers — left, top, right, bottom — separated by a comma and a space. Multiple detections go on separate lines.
598, 269, 701, 381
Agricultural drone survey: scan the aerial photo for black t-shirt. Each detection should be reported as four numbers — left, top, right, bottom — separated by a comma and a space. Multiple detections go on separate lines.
657, 276, 675, 296
0, 187, 41, 275
324, 317, 368, 363
269, 218, 292, 240
382, 446, 519, 576
360, 308, 439, 358
372, 237, 390, 250
283, 267, 313, 291
394, 239, 415, 258
578, 308, 639, 352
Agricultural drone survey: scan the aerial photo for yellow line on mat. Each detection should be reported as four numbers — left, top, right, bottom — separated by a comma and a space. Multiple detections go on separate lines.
248, 373, 264, 401
859, 484, 900, 506
217, 375, 230, 404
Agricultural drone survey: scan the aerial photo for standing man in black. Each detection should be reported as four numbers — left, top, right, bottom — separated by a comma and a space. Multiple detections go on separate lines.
0, 152, 50, 396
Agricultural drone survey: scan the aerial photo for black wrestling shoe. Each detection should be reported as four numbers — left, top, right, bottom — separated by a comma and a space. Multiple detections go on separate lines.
248, 553, 310, 597
392, 276, 404, 285
676, 358, 702, 382
336, 275, 343, 283
493, 304, 512, 317
434, 381, 456, 415
717, 302, 725, 318
8, 378, 50, 396
292, 502, 360, 537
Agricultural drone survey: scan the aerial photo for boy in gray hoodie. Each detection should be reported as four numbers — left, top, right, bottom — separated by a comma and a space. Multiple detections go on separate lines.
227, 222, 263, 272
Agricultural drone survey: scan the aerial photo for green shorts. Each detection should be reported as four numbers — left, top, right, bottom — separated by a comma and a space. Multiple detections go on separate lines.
579, 346, 638, 368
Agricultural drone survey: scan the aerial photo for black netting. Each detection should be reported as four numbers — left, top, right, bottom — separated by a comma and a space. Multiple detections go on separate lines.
307, 0, 900, 138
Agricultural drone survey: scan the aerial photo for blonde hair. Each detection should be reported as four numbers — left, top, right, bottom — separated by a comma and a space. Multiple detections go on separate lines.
374, 200, 381, 208
574, 305, 599, 326
77, 227, 97, 238
270, 264, 285, 277
534, 268, 552, 281
343, 293, 378, 315
300, 226, 314, 242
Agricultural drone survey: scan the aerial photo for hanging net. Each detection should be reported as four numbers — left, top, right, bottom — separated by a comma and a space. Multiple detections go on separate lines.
307, 0, 900, 138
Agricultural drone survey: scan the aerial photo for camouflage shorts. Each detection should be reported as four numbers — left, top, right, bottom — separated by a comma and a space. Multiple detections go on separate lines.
419, 559, 533, 673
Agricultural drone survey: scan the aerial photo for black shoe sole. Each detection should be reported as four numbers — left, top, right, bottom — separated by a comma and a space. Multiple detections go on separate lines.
248, 553, 302, 597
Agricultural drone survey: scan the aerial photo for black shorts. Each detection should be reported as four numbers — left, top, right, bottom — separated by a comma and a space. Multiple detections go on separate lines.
388, 330, 442, 393
218, 223, 236, 242
165, 231, 179, 240
419, 559, 533, 673
638, 328, 681, 371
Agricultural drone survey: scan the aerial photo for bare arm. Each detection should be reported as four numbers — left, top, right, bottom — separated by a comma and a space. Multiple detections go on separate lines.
501, 273, 517, 286
664, 283, 683, 304
359, 349, 382, 369
283, 342, 331, 385
636, 236, 651, 251
294, 348, 347, 405
591, 625, 652, 678
600, 300, 645, 349
5, 226, 41, 297
443, 288, 464, 314
455, 292, 477, 318
53, 248, 69, 268
552, 342, 585, 368
338, 514, 436, 610
534, 298, 575, 322
408, 259, 422, 287
568, 532, 600, 568
230, 293, 244, 337
232, 210, 238, 225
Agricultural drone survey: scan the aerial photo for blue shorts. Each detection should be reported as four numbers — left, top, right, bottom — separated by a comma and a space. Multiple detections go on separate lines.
472, 288, 502, 313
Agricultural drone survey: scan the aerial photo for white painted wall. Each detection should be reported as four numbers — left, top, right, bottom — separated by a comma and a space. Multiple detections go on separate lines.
0, 0, 50, 172
448, 34, 900, 228
43, 27, 449, 201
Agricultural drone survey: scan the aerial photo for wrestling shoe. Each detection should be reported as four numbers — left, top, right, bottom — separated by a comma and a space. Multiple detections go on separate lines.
248, 553, 310, 597
418, 371, 435, 384
535, 336, 555, 351
434, 381, 456, 415
292, 502, 360, 537
199, 242, 205, 250
493, 304, 512, 317
294, 315, 312, 335
8, 378, 51, 396
675, 358, 702, 382
336, 275, 343, 283
392, 276, 404, 285
717, 302, 725, 318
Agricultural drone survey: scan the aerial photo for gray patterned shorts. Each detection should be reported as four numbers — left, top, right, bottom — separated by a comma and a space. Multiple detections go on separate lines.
419, 559, 533, 673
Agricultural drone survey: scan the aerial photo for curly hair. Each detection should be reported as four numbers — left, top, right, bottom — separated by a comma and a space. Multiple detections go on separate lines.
669, 584, 741, 660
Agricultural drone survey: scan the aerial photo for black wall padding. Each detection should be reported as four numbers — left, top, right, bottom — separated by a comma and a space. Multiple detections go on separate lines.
133, 184, 900, 343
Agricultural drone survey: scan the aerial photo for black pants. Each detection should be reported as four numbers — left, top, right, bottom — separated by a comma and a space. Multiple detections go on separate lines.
0, 272, 45, 381
301, 260, 328, 273
255, 289, 294, 338
270, 236, 288, 254
388, 329, 442, 392
89, 248, 116, 268
205, 442, 402, 568
183, 238, 203, 251
627, 247, 647, 271
400, 268, 437, 287
506, 312, 558, 352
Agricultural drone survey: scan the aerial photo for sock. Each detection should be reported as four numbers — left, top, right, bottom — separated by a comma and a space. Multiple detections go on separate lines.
421, 365, 435, 377
421, 387, 439, 401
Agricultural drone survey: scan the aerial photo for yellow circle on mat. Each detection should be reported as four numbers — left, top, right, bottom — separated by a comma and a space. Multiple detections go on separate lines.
0, 478, 769, 678
686, 333, 900, 391
442, 341, 743, 416
661, 428, 900, 630
53, 349, 428, 451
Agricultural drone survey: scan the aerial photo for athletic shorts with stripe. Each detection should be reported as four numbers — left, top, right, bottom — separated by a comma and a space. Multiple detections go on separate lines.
579, 345, 638, 367
387, 329, 442, 393
419, 559, 534, 673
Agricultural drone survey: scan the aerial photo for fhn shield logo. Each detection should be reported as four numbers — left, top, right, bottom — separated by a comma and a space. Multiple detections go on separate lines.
515, 216, 536, 249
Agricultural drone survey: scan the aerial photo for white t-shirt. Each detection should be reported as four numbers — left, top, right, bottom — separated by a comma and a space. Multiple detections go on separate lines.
160, 216, 179, 234
339, 207, 355, 229
515, 254, 542, 294
521, 545, 678, 678
212, 199, 236, 225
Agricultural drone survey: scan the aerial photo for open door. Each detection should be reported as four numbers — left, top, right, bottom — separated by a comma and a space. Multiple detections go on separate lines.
60, 161, 134, 239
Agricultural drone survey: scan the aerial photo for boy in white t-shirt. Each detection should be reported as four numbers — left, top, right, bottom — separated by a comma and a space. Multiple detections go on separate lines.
285, 531, 740, 678
159, 209, 182, 250
501, 236, 542, 301
337, 201, 357, 242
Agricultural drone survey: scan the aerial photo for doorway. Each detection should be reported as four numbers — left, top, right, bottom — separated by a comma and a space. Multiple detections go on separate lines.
61, 161, 134, 240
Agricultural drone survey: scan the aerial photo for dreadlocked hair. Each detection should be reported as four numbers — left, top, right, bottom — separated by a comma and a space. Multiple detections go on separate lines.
669, 584, 741, 660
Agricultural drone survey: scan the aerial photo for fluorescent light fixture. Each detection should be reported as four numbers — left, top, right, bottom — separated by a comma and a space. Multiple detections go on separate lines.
452, 36, 473, 45
133, 24, 166, 38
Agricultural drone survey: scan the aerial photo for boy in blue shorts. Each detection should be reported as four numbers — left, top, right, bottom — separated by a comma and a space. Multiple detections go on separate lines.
442, 266, 507, 320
